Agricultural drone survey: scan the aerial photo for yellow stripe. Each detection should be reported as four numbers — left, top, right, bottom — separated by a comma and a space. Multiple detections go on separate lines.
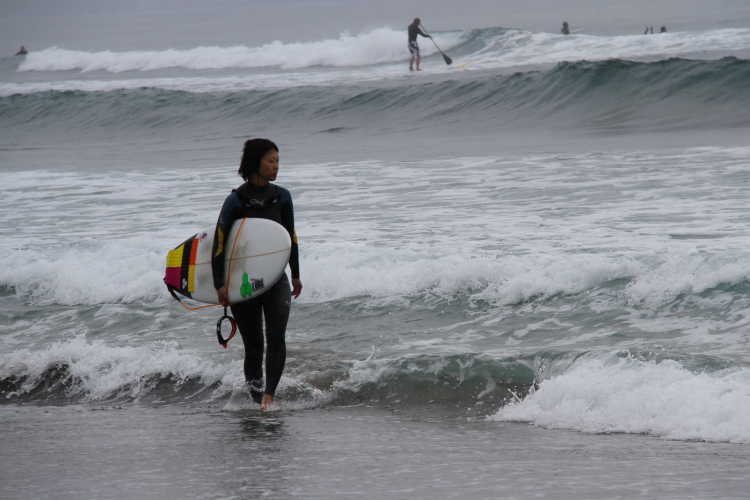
187, 241, 198, 292
213, 227, 224, 257
187, 264, 195, 292
292, 228, 298, 244
166, 246, 184, 267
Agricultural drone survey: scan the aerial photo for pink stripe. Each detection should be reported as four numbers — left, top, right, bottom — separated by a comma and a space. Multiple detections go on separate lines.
165, 267, 182, 288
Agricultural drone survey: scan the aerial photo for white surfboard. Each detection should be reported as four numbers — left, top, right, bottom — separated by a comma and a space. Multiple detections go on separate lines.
165, 218, 291, 304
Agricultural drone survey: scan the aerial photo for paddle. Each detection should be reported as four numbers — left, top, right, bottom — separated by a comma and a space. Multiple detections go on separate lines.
420, 25, 452, 65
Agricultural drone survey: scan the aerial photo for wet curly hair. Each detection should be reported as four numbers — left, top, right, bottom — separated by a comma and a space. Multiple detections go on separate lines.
238, 138, 279, 181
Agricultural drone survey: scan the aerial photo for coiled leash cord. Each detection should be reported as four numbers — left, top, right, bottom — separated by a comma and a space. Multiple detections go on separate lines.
214, 218, 245, 348
216, 306, 237, 348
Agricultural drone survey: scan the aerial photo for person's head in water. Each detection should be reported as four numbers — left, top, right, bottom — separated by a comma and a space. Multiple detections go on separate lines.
412, 18, 421, 26
561, 22, 570, 34
238, 138, 279, 184
660, 26, 667, 33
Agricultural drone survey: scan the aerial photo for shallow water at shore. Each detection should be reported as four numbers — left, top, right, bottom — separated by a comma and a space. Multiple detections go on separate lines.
2, 404, 750, 500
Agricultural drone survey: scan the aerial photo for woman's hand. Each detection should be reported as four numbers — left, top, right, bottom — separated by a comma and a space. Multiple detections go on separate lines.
291, 279, 303, 299
217, 286, 230, 306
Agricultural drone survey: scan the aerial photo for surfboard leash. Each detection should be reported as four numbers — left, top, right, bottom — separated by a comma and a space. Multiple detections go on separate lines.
169, 296, 236, 348
213, 217, 245, 347
216, 306, 237, 348
169, 293, 220, 311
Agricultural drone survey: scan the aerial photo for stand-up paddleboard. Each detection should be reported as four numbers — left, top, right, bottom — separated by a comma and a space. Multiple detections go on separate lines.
164, 218, 291, 304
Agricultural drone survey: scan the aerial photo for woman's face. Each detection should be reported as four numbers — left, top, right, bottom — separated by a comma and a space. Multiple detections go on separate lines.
255, 149, 279, 184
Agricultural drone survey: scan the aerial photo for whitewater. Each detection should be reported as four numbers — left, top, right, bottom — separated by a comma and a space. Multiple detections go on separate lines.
4, 27, 750, 95
3, 147, 750, 436
2, 16, 750, 500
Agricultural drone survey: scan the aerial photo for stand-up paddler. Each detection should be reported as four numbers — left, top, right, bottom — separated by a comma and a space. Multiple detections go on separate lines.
408, 17, 432, 71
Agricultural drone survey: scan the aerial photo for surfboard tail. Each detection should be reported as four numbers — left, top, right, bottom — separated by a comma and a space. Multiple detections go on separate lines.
164, 234, 200, 300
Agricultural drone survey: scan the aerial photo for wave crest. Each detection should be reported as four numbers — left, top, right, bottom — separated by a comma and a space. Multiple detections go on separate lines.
4, 57, 749, 135
13, 27, 750, 75
17, 28, 455, 73
492, 354, 750, 443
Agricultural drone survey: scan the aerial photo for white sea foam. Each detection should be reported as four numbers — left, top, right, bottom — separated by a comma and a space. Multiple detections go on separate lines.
5, 27, 748, 96
2, 148, 750, 312
0, 336, 230, 400
0, 243, 167, 306
3, 227, 750, 317
0, 240, 606, 306
301, 242, 644, 305
0, 336, 328, 405
0, 64, 416, 96
468, 28, 750, 70
16, 28, 452, 74
491, 355, 750, 444
623, 251, 750, 308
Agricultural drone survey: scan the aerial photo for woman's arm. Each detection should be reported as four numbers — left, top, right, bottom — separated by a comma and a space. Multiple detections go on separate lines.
278, 187, 302, 298
211, 192, 244, 293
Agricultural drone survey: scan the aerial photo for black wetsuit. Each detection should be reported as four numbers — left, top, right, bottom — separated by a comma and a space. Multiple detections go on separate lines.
408, 24, 428, 43
212, 181, 299, 398
408, 23, 429, 57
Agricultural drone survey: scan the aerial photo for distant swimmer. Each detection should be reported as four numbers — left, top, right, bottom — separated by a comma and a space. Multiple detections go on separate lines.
14, 46, 27, 56
644, 26, 654, 34
561, 22, 570, 35
408, 17, 431, 71
660, 26, 668, 33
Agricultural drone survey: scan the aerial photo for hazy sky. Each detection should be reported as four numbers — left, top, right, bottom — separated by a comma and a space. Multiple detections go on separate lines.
2, 0, 749, 53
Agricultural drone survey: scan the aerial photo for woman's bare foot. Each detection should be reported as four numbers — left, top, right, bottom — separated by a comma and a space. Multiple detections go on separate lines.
260, 393, 274, 410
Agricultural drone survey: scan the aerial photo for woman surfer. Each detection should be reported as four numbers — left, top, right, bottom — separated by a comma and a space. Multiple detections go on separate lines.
212, 138, 302, 410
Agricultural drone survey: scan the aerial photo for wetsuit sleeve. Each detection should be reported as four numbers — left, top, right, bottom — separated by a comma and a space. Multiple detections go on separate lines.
212, 192, 244, 289
418, 28, 429, 38
278, 187, 300, 279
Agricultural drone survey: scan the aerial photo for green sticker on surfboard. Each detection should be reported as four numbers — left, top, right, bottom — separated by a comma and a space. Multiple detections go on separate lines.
240, 273, 252, 298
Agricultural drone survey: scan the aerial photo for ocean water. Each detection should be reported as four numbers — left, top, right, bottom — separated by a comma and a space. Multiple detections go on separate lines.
2, 9, 750, 499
